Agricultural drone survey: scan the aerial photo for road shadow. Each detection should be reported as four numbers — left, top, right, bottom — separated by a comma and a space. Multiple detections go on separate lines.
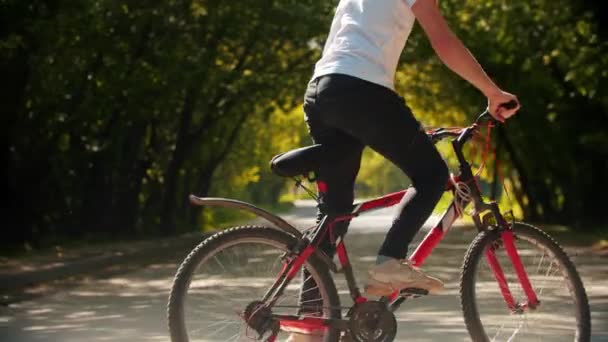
2, 203, 607, 341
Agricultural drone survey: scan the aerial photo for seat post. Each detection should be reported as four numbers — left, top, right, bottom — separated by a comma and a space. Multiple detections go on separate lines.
316, 179, 328, 194
316, 178, 329, 215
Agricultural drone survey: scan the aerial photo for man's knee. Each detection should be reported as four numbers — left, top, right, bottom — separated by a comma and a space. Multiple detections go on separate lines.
419, 160, 449, 196
436, 161, 450, 186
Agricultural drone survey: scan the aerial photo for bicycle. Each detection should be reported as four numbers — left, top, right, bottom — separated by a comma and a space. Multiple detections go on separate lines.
167, 102, 591, 342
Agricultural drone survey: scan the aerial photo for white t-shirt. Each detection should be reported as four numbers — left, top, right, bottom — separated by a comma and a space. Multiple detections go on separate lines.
313, 0, 418, 90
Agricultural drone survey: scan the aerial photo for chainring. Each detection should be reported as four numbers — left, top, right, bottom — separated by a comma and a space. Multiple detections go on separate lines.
348, 301, 397, 342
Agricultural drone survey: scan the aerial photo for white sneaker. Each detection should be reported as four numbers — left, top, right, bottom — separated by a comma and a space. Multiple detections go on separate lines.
365, 258, 444, 296
285, 333, 324, 342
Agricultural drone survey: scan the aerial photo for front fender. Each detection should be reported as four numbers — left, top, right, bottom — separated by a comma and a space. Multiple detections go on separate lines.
189, 195, 303, 238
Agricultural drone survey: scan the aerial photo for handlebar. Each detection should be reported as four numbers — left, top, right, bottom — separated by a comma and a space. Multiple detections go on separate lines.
428, 100, 518, 144
427, 128, 460, 143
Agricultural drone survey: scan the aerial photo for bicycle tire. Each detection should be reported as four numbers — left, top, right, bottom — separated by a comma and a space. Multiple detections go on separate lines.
167, 225, 342, 342
460, 222, 590, 341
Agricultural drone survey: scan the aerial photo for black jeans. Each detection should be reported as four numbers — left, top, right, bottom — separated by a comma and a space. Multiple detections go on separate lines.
297, 74, 449, 313
304, 73, 449, 259
298, 74, 449, 313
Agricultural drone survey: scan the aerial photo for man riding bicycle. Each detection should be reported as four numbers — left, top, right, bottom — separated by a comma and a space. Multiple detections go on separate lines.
291, 0, 520, 340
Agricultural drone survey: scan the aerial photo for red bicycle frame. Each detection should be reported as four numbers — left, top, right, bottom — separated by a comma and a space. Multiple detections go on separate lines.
260, 188, 539, 335
257, 113, 539, 336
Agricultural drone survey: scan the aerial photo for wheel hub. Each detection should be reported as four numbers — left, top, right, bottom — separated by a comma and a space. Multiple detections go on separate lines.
348, 301, 397, 342
242, 301, 277, 339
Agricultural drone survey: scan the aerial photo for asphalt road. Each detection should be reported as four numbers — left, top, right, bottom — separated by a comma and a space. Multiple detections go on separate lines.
2, 201, 607, 341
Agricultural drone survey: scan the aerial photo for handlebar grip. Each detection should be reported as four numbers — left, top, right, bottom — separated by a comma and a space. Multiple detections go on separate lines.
499, 100, 518, 110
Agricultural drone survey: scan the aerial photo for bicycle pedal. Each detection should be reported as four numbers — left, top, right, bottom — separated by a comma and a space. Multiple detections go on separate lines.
399, 288, 429, 296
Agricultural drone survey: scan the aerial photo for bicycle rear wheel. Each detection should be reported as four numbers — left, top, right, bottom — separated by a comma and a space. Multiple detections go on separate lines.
167, 225, 341, 342
460, 222, 590, 342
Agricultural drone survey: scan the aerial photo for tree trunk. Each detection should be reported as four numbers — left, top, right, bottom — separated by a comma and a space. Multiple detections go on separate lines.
107, 123, 149, 236
1, 51, 32, 247
160, 84, 200, 235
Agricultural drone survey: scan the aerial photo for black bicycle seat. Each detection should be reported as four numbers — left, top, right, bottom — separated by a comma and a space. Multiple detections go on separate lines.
269, 144, 349, 177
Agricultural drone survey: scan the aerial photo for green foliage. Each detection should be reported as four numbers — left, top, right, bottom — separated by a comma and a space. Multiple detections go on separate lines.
2, 0, 334, 249
2, 0, 606, 251
392, 0, 608, 225
212, 106, 309, 203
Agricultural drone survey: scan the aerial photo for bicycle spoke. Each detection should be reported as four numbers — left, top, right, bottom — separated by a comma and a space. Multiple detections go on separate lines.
534, 252, 545, 276
208, 323, 237, 338
276, 274, 317, 303
226, 328, 245, 342
213, 255, 227, 272
206, 318, 239, 329
299, 284, 320, 296
538, 259, 555, 296
491, 320, 506, 341
505, 319, 524, 342
298, 297, 324, 304
267, 252, 282, 277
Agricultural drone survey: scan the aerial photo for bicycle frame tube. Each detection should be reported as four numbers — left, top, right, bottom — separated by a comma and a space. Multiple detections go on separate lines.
336, 238, 367, 304
409, 201, 461, 267
259, 215, 355, 335
277, 315, 349, 334
268, 189, 468, 332
386, 199, 464, 302
351, 189, 406, 213
279, 317, 328, 334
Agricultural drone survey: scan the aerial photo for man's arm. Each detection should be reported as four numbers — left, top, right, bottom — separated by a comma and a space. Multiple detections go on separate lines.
411, 0, 519, 121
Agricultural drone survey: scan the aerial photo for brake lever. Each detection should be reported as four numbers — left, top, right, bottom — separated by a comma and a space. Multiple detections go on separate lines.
427, 128, 446, 144
475, 111, 492, 125
478, 100, 519, 125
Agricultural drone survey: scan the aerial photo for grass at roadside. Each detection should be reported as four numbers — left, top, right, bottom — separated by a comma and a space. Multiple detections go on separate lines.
537, 223, 608, 249
457, 221, 608, 251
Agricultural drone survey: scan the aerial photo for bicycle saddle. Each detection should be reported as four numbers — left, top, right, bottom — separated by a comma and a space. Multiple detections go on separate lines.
270, 144, 348, 177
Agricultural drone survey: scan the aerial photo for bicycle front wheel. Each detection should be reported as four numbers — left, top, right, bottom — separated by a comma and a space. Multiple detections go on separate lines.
460, 222, 590, 342
167, 225, 342, 342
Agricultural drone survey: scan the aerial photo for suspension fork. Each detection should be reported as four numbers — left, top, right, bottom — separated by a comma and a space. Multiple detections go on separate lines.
484, 246, 517, 310
484, 204, 540, 311
501, 230, 540, 308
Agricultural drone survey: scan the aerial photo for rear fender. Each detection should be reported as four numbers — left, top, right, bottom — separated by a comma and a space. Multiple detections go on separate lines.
189, 195, 303, 238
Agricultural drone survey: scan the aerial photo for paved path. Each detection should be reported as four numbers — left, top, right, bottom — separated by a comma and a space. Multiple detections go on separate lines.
1, 201, 607, 341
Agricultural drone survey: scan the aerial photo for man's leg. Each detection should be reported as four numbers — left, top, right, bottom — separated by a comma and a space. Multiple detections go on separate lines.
375, 130, 449, 259
296, 79, 364, 314
314, 74, 449, 293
